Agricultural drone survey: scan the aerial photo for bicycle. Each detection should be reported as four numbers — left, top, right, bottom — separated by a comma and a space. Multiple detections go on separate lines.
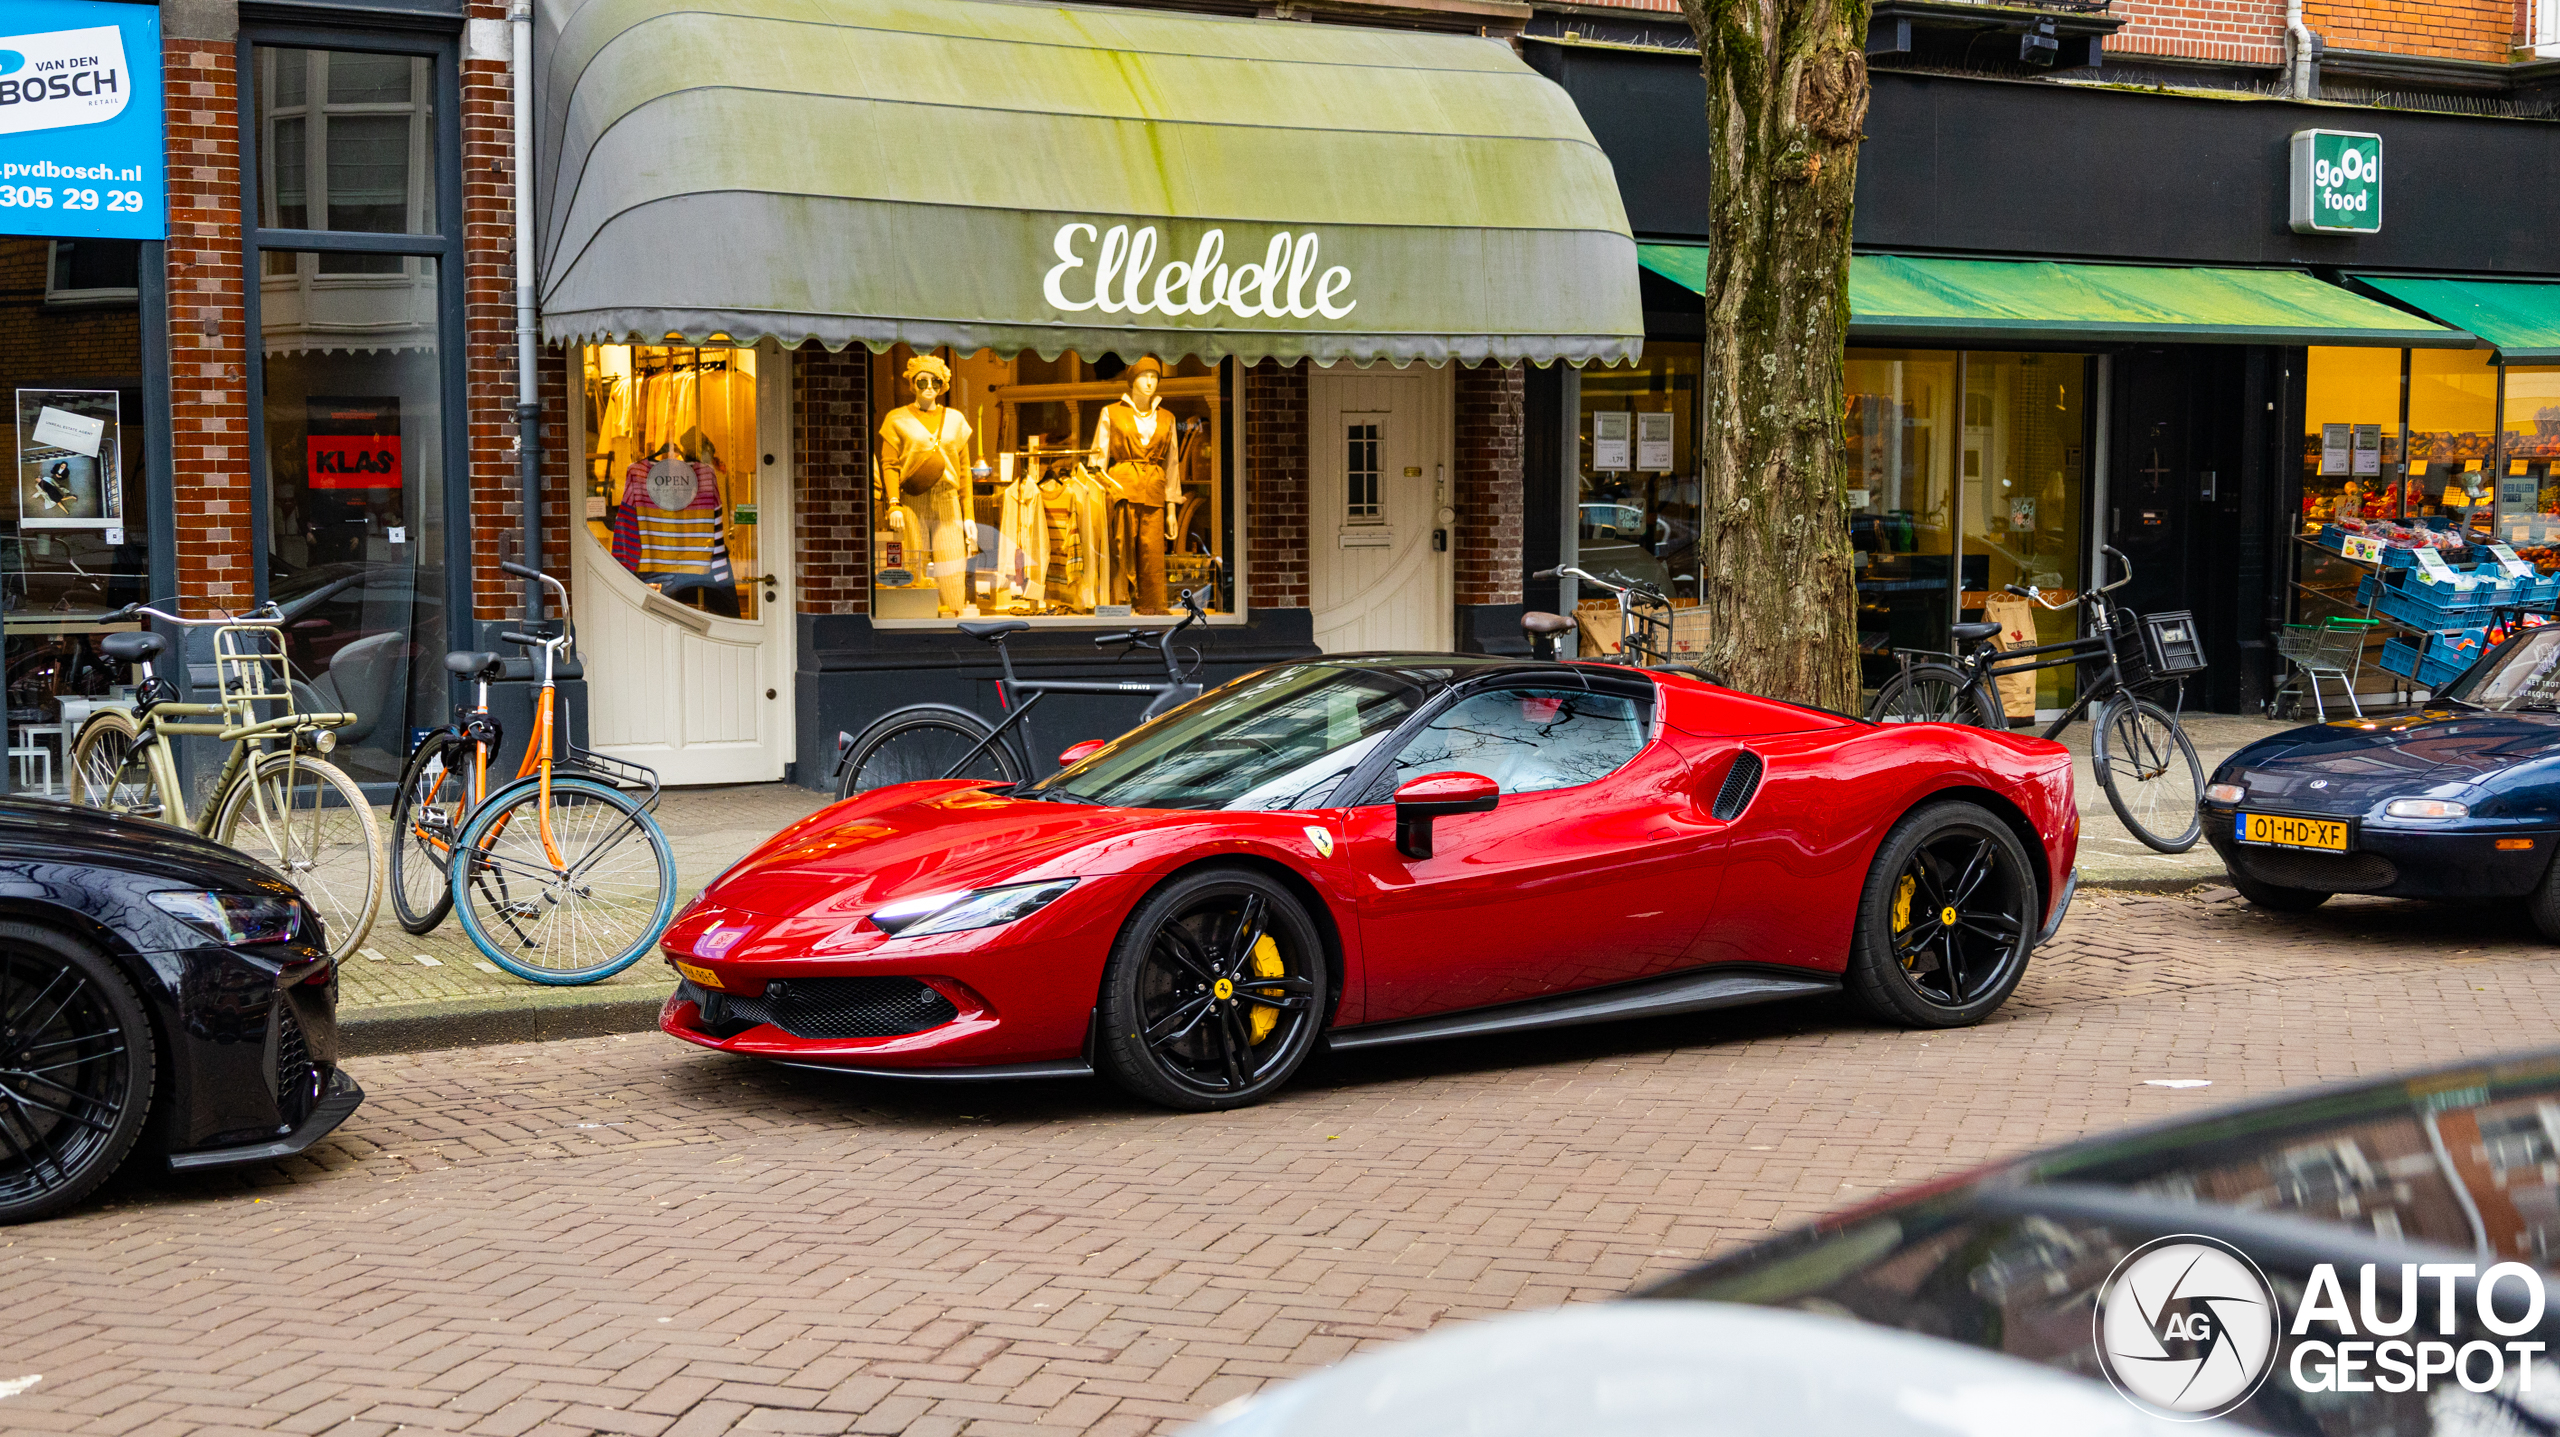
1866, 544, 2206, 854
65, 600, 386, 960
387, 559, 677, 984
1533, 565, 1673, 666
832, 588, 1210, 799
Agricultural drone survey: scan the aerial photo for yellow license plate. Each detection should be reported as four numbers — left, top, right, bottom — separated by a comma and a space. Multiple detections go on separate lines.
673, 959, 723, 989
2238, 813, 2349, 852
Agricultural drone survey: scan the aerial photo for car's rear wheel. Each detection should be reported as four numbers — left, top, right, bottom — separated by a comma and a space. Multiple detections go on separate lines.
0, 923, 154, 1225
1096, 867, 1326, 1111
2229, 868, 2331, 913
1846, 802, 2037, 1028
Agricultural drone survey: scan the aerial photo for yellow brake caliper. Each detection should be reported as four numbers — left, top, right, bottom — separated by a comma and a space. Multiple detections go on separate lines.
1892, 874, 1917, 967
1247, 935, 1285, 1044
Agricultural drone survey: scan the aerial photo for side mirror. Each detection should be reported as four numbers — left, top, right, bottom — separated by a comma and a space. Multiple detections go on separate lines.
1393, 772, 1499, 860
1059, 739, 1108, 768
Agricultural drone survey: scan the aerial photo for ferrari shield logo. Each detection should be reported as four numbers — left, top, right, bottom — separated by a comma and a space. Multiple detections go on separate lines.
1303, 825, 1334, 858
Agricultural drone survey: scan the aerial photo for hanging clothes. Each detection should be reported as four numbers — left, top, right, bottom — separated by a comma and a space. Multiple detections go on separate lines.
996, 463, 1048, 609
1054, 465, 1110, 611
612, 450, 731, 585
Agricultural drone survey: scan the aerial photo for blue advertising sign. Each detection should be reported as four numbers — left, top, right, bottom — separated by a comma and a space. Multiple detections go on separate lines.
0, 1, 163, 241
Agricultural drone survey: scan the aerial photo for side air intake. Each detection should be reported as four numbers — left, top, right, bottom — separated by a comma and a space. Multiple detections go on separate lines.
1711, 751, 1764, 820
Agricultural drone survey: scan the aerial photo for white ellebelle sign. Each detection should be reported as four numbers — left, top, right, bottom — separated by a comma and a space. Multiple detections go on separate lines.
1043, 223, 1357, 321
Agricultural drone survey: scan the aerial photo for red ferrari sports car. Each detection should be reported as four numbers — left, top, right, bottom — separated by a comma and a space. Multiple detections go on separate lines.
658, 655, 2080, 1109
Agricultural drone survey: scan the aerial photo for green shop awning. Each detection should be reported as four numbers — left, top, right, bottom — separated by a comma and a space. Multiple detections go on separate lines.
2353, 276, 2560, 362
537, 0, 1644, 365
1635, 246, 2462, 346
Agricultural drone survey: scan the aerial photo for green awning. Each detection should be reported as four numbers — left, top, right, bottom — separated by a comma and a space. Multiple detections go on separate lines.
538, 0, 1643, 365
2353, 276, 2560, 362
1635, 246, 2461, 346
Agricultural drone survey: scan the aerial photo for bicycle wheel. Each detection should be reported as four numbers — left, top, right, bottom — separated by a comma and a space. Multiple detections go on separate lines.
67, 710, 163, 820
212, 750, 385, 961
1868, 664, 2004, 728
838, 704, 1024, 801
389, 732, 469, 935
2092, 697, 2205, 854
450, 776, 676, 985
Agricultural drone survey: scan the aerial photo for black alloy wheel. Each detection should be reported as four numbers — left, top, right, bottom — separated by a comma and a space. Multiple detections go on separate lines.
1847, 802, 2037, 1028
1097, 867, 1326, 1111
0, 923, 154, 1224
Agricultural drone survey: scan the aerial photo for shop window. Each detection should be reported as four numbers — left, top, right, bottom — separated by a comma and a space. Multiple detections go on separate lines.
2407, 348, 2498, 535
257, 251, 446, 785
1345, 422, 1381, 522
1958, 353, 2087, 715
2298, 346, 2404, 532
866, 348, 1230, 621
1575, 344, 1699, 600
1845, 350, 1959, 691
579, 345, 762, 621
255, 47, 436, 274
2497, 367, 2560, 556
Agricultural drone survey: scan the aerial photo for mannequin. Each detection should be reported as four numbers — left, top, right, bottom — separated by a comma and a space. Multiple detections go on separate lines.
1091, 356, 1182, 614
876, 354, 978, 615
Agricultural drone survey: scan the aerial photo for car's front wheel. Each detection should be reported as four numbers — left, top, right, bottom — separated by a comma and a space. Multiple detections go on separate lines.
1846, 802, 2037, 1028
0, 922, 155, 1224
1096, 867, 1327, 1111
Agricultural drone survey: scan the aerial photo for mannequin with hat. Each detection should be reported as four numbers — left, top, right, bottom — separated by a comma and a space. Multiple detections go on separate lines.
1089, 355, 1182, 614
876, 353, 977, 615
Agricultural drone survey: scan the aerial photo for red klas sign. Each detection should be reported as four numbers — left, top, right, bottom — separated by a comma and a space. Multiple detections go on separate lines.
307, 433, 400, 489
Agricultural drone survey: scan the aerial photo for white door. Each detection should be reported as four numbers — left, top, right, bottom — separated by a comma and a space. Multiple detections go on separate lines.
1307, 365, 1453, 653
573, 342, 794, 785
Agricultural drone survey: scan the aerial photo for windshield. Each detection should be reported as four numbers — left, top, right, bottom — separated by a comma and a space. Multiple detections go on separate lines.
1034, 663, 1453, 810
2438, 626, 2560, 711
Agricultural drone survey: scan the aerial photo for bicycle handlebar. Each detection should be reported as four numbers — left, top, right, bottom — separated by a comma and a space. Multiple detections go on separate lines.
498, 630, 563, 649
106, 600, 283, 627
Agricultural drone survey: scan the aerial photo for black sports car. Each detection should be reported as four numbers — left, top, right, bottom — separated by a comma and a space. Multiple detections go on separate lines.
0, 798, 361, 1223
2203, 624, 2560, 924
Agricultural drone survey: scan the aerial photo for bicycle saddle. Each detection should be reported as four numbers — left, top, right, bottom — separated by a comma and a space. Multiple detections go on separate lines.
1520, 611, 1574, 637
99, 631, 165, 663
958, 619, 1030, 642
1951, 621, 2004, 645
443, 649, 503, 678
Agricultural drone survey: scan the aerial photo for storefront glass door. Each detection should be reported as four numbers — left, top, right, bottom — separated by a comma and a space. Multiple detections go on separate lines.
1960, 353, 2087, 716
1846, 352, 1959, 697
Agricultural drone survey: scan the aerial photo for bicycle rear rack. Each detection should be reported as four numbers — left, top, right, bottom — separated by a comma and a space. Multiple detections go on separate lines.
564, 744, 663, 811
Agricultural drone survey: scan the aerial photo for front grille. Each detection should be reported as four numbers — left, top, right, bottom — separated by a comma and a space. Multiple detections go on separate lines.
273, 1002, 318, 1127
1712, 751, 1764, 820
685, 977, 959, 1041
2231, 847, 2399, 893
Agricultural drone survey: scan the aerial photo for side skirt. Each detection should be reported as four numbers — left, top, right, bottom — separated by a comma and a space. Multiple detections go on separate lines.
1323, 966, 1840, 1054
775, 1059, 1095, 1082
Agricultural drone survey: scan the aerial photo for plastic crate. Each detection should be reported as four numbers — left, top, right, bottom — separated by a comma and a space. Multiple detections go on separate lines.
2379, 636, 2469, 689
2369, 581, 2478, 630
2140, 610, 2208, 676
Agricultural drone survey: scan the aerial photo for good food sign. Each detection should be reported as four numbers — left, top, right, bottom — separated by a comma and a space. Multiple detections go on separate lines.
0, 0, 163, 241
2289, 129, 2381, 236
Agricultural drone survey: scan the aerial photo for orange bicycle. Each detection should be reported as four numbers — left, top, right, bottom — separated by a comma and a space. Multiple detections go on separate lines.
387, 559, 676, 983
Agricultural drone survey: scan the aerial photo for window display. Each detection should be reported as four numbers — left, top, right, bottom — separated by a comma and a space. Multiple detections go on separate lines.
580, 344, 760, 621
2495, 366, 2560, 559
1957, 353, 2087, 714
1574, 344, 1698, 599
1845, 350, 1958, 690
2405, 348, 2497, 534
2297, 346, 2403, 532
870, 348, 1229, 621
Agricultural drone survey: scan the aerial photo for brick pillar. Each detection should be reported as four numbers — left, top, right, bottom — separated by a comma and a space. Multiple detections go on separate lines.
1453, 363, 1525, 608
1245, 360, 1308, 611
463, 1, 525, 622
163, 37, 247, 617
793, 344, 871, 615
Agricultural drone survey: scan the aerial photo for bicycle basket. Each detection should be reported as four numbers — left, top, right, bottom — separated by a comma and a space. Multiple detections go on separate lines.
213, 624, 298, 715
2139, 610, 2209, 677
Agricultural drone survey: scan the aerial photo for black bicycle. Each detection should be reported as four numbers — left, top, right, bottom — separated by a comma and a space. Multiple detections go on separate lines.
1867, 545, 2206, 854
830, 589, 1211, 800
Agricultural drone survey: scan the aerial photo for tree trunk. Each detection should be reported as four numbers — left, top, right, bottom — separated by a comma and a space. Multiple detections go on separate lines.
1679, 0, 1869, 712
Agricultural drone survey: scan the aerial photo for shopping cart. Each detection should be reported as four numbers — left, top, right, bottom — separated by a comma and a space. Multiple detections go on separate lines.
2268, 616, 2379, 721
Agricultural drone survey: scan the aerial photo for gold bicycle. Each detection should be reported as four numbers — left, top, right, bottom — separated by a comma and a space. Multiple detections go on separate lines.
66, 601, 386, 960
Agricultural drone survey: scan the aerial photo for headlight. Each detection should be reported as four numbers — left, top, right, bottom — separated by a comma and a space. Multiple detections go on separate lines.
2204, 782, 2246, 805
2384, 798, 2469, 820
148, 889, 304, 945
870, 880, 1078, 937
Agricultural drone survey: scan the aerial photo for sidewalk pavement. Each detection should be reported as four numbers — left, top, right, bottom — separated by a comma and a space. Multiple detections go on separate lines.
339, 708, 2302, 1054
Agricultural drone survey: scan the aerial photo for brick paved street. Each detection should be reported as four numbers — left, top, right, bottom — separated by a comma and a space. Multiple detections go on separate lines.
4, 887, 2556, 1435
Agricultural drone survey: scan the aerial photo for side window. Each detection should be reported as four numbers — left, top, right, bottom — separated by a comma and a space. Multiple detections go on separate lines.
1382, 686, 1649, 797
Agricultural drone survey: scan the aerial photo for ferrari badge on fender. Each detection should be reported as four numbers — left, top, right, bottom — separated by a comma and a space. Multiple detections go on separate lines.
1304, 826, 1335, 858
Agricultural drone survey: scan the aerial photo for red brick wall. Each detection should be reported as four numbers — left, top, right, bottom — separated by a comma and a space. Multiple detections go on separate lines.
165, 39, 249, 617
793, 343, 870, 615
2308, 0, 2511, 60
464, 3, 527, 621
0, 240, 143, 381
2107, 0, 2287, 65
1244, 361, 1308, 611
1453, 363, 1524, 608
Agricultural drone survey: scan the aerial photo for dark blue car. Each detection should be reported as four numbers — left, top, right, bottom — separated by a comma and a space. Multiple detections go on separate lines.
2204, 624, 2560, 927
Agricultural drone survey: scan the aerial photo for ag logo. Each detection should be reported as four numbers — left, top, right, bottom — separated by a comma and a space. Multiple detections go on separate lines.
2093, 1235, 2280, 1419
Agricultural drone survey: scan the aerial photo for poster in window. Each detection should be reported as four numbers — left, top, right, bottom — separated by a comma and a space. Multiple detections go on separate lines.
15, 388, 121, 530
304, 397, 401, 566
1635, 411, 1675, 471
1592, 411, 1631, 471
2351, 423, 2381, 476
2319, 422, 2349, 477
